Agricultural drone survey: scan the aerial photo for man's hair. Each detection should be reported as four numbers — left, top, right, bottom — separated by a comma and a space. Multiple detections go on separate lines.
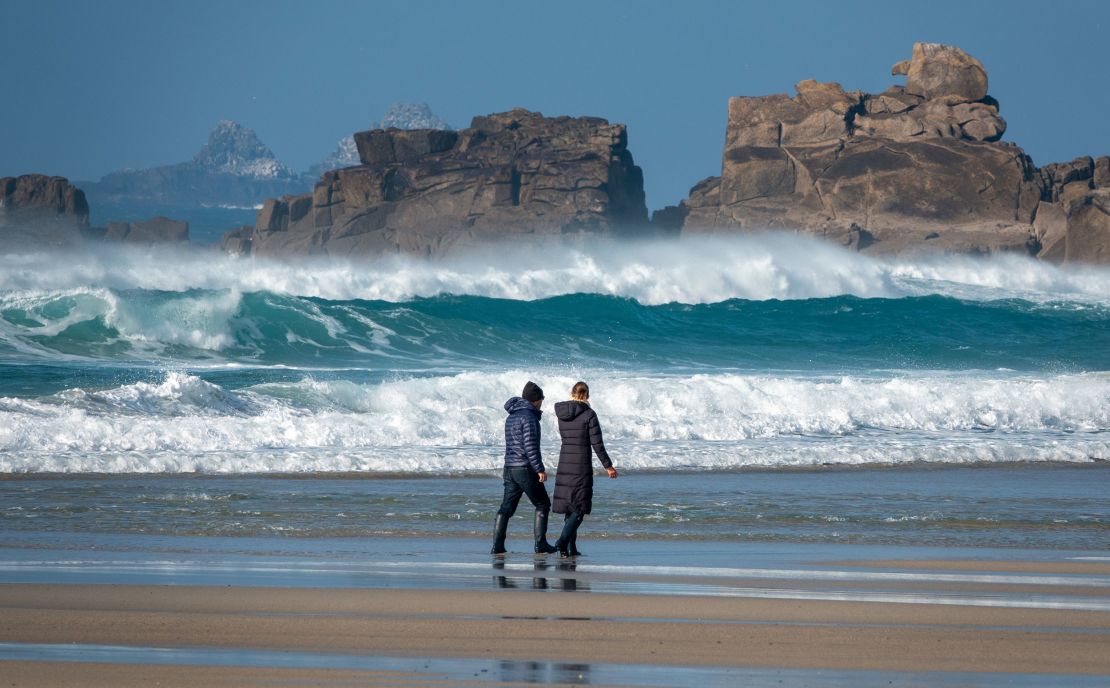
570, 381, 589, 402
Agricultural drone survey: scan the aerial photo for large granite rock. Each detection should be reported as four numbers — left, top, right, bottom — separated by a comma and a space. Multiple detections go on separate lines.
0, 174, 90, 248
902, 42, 989, 104
241, 108, 648, 257
0, 174, 89, 224
0, 174, 197, 250
1034, 156, 1110, 263
668, 42, 1109, 262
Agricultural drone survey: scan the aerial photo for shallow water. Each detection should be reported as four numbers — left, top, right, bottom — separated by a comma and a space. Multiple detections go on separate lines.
3, 465, 1107, 551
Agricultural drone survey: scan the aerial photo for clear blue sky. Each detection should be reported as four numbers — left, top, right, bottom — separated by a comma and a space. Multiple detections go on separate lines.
2, 0, 1107, 210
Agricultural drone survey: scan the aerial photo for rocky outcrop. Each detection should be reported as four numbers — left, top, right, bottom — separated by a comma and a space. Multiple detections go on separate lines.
101, 216, 189, 243
0, 175, 195, 250
897, 42, 989, 103
240, 108, 648, 257
83, 121, 310, 207
666, 42, 1109, 262
307, 103, 453, 179
1034, 156, 1110, 262
0, 174, 90, 248
219, 225, 253, 255
0, 174, 89, 224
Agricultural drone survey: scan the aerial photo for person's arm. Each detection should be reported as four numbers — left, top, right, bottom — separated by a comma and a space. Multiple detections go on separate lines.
588, 413, 617, 477
523, 414, 546, 477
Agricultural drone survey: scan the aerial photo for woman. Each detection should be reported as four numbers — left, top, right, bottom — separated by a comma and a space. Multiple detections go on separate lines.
552, 381, 618, 558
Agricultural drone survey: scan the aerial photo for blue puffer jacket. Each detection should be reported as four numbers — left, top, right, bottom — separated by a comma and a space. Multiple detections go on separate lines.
503, 396, 544, 473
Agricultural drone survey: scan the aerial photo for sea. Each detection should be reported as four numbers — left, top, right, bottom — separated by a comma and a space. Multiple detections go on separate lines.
1, 233, 1108, 554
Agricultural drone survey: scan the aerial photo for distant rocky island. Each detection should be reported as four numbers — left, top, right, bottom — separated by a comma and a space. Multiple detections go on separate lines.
81, 120, 308, 208
80, 103, 453, 210
3, 45, 1107, 262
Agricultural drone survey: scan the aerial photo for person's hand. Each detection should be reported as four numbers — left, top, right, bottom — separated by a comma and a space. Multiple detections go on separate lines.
538, 471, 547, 483
606, 467, 618, 479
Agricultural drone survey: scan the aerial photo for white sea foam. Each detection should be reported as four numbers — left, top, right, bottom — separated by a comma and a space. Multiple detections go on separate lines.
0, 234, 1107, 305
107, 288, 244, 352
1, 370, 1106, 473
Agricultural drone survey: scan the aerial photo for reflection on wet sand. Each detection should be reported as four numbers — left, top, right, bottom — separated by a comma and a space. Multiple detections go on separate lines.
499, 659, 591, 684
493, 560, 588, 592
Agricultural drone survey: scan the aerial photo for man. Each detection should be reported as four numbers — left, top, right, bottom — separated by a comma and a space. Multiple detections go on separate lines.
491, 381, 559, 555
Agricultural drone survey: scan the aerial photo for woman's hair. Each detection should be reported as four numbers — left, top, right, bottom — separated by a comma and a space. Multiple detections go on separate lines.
570, 381, 590, 402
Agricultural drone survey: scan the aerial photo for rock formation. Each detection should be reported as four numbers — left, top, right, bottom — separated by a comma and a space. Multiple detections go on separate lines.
101, 216, 189, 243
230, 108, 648, 257
661, 42, 1109, 263
0, 174, 90, 248
218, 225, 253, 255
83, 121, 310, 207
0, 174, 192, 249
306, 103, 453, 179
1034, 156, 1110, 262
1, 174, 89, 224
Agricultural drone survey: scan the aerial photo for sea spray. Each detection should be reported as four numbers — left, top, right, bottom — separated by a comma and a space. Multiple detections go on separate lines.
2, 234, 1109, 304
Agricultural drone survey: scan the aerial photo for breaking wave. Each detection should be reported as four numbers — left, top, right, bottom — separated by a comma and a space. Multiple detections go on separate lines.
1, 234, 1108, 305
0, 370, 1106, 473
2, 289, 1107, 373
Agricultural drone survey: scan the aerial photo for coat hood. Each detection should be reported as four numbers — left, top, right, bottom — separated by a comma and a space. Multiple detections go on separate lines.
554, 400, 590, 422
504, 396, 540, 416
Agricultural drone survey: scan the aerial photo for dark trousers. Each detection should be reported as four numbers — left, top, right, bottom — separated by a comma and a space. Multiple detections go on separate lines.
497, 467, 551, 517
557, 511, 584, 547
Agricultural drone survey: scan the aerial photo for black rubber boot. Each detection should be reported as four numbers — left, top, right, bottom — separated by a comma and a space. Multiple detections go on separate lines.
554, 513, 570, 557
534, 510, 557, 553
556, 512, 583, 557
490, 514, 508, 555
569, 514, 584, 556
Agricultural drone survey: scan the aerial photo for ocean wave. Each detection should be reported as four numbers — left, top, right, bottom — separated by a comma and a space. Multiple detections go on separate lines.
0, 370, 1106, 472
1, 234, 1108, 305
2, 288, 1107, 372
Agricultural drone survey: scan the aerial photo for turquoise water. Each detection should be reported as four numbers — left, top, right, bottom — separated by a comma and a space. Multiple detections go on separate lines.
2, 291, 1108, 376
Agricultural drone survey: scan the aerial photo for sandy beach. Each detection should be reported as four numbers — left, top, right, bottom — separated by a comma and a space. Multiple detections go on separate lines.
2, 547, 1109, 687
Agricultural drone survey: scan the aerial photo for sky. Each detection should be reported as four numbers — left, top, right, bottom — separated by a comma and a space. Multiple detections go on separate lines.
2, 0, 1108, 210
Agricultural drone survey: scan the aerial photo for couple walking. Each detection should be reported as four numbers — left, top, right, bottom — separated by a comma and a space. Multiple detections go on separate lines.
491, 380, 618, 558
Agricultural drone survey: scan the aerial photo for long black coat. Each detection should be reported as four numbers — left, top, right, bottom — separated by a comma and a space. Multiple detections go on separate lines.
552, 401, 613, 515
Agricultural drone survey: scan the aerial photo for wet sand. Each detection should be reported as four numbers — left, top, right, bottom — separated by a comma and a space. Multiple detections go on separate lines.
0, 662, 426, 688
2, 541, 1109, 686
826, 559, 1110, 575
2, 578, 1110, 685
